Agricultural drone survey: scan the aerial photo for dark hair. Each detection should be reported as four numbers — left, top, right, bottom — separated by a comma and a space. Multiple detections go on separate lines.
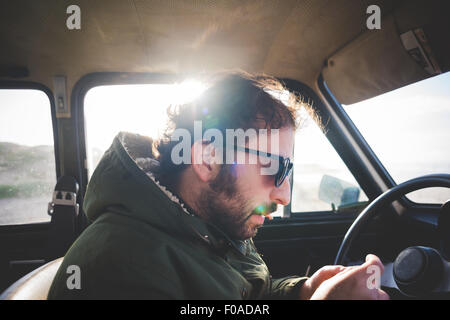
154, 71, 308, 185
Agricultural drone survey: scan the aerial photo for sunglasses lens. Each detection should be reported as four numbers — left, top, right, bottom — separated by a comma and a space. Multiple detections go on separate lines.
275, 158, 290, 187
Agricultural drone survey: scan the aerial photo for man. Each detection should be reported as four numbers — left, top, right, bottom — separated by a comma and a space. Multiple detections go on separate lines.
48, 72, 389, 299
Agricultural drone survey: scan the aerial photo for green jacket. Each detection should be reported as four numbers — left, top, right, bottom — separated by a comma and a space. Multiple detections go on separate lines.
48, 132, 307, 299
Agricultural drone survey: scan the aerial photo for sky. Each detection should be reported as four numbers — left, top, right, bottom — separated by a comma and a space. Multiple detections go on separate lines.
343, 71, 450, 182
0, 89, 54, 147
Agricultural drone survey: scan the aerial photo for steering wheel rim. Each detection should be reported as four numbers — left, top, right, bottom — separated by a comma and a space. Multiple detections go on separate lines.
335, 173, 450, 266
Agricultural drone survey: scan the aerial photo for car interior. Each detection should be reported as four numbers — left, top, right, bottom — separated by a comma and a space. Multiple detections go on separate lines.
0, 0, 449, 300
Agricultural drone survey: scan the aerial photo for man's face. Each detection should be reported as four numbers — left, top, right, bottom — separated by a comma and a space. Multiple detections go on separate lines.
199, 127, 294, 240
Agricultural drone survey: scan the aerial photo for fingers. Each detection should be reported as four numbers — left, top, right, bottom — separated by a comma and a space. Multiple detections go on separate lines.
319, 265, 347, 276
310, 262, 392, 300
312, 265, 348, 284
364, 254, 385, 274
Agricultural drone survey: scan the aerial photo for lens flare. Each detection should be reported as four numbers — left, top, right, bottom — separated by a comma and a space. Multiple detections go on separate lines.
252, 204, 275, 220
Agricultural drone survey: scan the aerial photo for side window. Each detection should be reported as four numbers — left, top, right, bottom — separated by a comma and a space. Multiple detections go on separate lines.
0, 89, 56, 225
291, 111, 368, 213
343, 72, 450, 204
84, 84, 367, 217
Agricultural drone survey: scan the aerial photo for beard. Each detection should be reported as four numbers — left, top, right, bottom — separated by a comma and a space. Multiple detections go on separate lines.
196, 164, 270, 240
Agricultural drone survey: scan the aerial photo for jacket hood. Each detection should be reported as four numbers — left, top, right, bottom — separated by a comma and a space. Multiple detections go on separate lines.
83, 132, 216, 243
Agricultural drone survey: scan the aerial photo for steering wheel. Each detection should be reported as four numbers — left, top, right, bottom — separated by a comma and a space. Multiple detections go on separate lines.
334, 174, 450, 298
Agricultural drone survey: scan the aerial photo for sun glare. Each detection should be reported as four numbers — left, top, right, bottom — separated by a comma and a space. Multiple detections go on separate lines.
172, 80, 208, 105
84, 79, 207, 176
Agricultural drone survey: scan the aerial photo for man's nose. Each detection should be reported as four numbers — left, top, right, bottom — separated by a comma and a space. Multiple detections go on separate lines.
270, 178, 291, 206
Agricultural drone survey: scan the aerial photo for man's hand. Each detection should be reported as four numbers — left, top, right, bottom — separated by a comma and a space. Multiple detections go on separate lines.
307, 254, 390, 300
299, 265, 347, 300
299, 254, 390, 300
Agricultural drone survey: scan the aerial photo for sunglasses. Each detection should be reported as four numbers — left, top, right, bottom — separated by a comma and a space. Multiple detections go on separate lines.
233, 145, 293, 187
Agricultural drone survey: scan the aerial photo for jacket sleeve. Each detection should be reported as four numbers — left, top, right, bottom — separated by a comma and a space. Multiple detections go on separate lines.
246, 239, 309, 300
265, 275, 309, 300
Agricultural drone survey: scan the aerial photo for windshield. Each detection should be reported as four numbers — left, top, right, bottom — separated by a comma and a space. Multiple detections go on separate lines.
343, 72, 450, 203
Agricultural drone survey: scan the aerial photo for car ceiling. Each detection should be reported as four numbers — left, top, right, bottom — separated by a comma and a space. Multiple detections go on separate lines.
0, 0, 448, 106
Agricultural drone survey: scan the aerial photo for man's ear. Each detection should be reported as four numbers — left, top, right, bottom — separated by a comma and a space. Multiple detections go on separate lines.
191, 140, 220, 183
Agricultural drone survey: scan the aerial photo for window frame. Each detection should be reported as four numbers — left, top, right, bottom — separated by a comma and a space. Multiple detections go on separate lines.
0, 80, 60, 227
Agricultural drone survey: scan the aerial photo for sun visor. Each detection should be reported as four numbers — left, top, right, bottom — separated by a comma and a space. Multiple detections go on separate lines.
322, 15, 430, 105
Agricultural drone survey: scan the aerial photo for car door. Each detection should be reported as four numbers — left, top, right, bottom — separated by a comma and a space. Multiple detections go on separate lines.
0, 80, 87, 293
0, 83, 60, 291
